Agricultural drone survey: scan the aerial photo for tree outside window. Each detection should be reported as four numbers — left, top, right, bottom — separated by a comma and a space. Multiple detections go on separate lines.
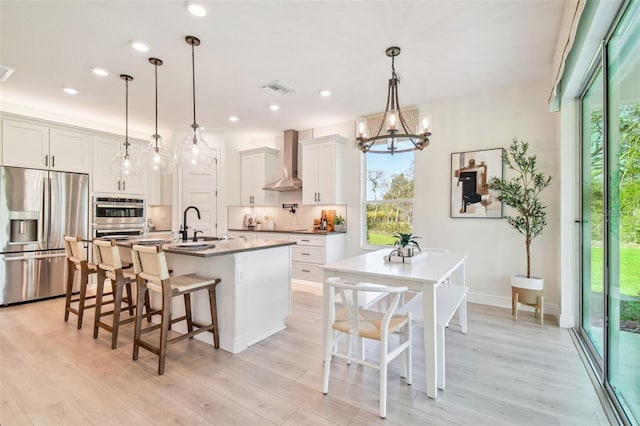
365, 152, 414, 246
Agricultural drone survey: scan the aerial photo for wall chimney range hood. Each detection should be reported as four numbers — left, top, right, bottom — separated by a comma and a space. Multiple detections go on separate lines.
263, 129, 302, 191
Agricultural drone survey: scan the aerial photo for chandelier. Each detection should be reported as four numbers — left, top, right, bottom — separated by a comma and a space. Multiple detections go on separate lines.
356, 47, 431, 155
138, 57, 175, 175
175, 35, 215, 169
110, 74, 141, 177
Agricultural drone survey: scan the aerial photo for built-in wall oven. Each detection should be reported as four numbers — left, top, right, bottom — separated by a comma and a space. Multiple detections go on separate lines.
92, 197, 145, 239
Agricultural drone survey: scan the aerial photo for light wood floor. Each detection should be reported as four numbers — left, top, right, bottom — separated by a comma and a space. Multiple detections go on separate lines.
1, 284, 610, 425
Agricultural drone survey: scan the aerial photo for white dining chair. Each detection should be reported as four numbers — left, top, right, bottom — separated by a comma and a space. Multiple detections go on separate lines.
322, 276, 412, 419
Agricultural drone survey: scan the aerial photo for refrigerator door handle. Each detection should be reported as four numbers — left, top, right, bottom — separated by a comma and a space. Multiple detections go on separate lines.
3, 253, 67, 261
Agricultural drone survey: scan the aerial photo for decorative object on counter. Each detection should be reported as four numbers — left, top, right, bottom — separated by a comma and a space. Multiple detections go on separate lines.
334, 215, 346, 232
488, 138, 552, 324
175, 35, 215, 169
110, 74, 141, 178
244, 213, 256, 230
264, 215, 275, 230
356, 46, 431, 155
139, 57, 175, 175
314, 209, 337, 232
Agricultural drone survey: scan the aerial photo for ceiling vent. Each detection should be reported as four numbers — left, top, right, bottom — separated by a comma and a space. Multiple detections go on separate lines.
0, 65, 15, 82
261, 80, 295, 96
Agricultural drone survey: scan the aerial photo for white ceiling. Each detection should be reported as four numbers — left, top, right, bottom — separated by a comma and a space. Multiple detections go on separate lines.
0, 1, 565, 141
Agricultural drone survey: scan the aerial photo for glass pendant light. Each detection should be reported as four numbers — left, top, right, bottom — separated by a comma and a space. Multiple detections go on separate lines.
139, 57, 175, 175
175, 35, 214, 169
110, 74, 141, 177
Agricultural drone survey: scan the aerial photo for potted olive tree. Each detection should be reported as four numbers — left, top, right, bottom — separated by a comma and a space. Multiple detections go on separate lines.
488, 138, 552, 321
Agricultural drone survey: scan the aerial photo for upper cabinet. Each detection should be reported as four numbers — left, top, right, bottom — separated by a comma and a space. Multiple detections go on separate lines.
1, 119, 90, 173
239, 147, 278, 206
92, 135, 146, 195
300, 134, 347, 205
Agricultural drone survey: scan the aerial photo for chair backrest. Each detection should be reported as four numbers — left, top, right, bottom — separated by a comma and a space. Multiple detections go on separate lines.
64, 235, 86, 263
131, 244, 170, 283
325, 277, 408, 337
93, 239, 123, 271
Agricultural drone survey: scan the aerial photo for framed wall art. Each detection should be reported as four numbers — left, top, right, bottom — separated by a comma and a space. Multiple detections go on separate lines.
450, 147, 504, 218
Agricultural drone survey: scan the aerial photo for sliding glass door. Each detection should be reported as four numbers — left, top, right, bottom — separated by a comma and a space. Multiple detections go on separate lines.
606, 2, 640, 420
580, 2, 640, 423
581, 69, 605, 362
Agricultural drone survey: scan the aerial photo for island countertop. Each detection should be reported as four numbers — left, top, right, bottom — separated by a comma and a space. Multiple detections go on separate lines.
118, 237, 296, 258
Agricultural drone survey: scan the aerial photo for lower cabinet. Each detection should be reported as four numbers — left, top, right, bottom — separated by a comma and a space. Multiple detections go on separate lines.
290, 234, 345, 284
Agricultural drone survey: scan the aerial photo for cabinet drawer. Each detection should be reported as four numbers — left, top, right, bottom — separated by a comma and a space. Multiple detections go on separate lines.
228, 231, 256, 240
292, 245, 325, 264
289, 234, 326, 247
292, 262, 323, 282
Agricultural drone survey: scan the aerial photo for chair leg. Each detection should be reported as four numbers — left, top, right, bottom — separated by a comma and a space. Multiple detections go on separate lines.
208, 286, 219, 349
64, 261, 74, 322
145, 291, 152, 322
539, 295, 544, 325
322, 326, 333, 395
76, 267, 89, 329
184, 293, 194, 334
133, 283, 146, 362
514, 292, 519, 322
379, 338, 388, 419
158, 289, 171, 375
346, 334, 352, 365
406, 321, 412, 386
93, 270, 106, 339
125, 281, 134, 316
111, 277, 125, 349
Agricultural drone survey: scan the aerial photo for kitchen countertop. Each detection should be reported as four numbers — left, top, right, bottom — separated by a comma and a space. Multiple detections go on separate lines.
117, 236, 296, 258
228, 228, 346, 235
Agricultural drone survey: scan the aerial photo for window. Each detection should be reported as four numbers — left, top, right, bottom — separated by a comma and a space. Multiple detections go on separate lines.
364, 151, 414, 247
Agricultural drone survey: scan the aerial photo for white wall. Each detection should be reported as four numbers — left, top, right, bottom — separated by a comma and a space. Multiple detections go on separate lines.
411, 79, 560, 313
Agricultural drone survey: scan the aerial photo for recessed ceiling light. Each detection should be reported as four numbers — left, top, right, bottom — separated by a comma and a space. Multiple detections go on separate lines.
130, 40, 149, 52
63, 87, 79, 95
269, 104, 279, 111
319, 89, 331, 97
92, 68, 108, 77
185, 1, 207, 17
229, 116, 239, 122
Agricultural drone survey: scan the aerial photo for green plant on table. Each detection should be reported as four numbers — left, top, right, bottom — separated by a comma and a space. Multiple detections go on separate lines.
394, 232, 421, 251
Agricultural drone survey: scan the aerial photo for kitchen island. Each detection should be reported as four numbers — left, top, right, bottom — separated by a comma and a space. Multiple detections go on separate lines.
127, 237, 296, 354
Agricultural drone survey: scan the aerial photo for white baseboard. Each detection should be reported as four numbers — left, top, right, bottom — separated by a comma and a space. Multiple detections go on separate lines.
467, 291, 559, 319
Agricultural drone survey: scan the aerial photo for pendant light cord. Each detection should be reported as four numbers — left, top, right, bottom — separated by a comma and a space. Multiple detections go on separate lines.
191, 42, 197, 128
154, 61, 159, 146
124, 77, 130, 156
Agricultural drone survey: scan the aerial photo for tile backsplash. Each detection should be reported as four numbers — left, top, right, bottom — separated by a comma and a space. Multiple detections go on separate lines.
228, 204, 347, 231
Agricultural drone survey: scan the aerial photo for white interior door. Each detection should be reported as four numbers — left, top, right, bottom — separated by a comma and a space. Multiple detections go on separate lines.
180, 151, 218, 237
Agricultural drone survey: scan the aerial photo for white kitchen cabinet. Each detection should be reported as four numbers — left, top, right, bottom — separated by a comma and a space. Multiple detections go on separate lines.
92, 135, 145, 195
239, 147, 278, 206
299, 134, 347, 205
290, 233, 345, 284
1, 119, 90, 173
228, 231, 257, 240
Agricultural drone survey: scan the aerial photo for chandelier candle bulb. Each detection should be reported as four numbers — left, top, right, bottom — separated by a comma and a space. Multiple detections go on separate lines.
358, 120, 368, 138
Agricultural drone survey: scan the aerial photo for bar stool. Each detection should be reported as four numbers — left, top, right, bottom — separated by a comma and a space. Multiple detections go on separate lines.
130, 244, 221, 375
92, 239, 151, 349
64, 235, 108, 329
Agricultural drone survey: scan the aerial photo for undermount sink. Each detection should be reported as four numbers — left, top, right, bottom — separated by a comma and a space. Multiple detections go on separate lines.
194, 236, 228, 242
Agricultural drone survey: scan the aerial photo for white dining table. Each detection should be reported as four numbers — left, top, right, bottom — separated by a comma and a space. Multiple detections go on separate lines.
322, 248, 468, 399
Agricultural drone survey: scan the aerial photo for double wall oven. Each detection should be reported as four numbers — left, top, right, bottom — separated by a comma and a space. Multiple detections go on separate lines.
93, 197, 145, 239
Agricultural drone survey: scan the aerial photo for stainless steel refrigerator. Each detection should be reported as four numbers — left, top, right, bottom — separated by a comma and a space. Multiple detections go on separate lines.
0, 166, 89, 305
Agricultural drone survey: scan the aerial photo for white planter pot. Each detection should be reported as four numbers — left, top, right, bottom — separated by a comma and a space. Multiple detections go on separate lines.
511, 274, 543, 290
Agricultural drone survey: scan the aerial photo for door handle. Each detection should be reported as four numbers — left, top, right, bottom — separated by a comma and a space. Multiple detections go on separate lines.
123, 181, 126, 191
4, 253, 67, 261
52, 155, 55, 168
118, 180, 121, 191
317, 192, 320, 202
45, 154, 48, 167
